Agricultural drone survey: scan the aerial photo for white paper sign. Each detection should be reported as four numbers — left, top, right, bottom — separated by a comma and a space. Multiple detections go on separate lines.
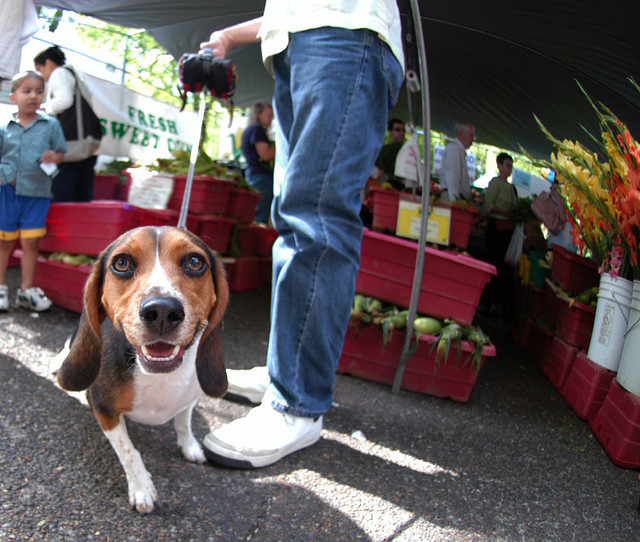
127, 170, 174, 209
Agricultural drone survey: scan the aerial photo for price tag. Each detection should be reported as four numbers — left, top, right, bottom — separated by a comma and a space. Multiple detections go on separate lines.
395, 196, 451, 246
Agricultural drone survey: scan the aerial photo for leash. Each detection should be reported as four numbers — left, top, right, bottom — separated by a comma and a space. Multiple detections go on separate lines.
177, 93, 207, 229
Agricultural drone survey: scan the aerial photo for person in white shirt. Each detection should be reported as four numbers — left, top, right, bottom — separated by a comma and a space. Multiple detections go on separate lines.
439, 121, 475, 202
34, 46, 97, 202
199, 0, 405, 469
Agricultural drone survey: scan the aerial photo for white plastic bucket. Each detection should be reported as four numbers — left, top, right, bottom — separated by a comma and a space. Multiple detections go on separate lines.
616, 280, 640, 396
587, 273, 633, 371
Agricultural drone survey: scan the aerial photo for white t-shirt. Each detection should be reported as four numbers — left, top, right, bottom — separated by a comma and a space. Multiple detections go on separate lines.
258, 0, 405, 75
44, 66, 75, 116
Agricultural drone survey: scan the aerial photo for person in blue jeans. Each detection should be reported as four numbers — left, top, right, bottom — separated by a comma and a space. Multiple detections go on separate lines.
241, 102, 275, 223
200, 0, 404, 468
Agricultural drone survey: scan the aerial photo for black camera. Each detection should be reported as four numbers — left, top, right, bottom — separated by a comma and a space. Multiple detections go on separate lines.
178, 48, 237, 99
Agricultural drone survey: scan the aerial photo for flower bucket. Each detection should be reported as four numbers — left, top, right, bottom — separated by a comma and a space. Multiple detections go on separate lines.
587, 273, 633, 371
616, 280, 640, 396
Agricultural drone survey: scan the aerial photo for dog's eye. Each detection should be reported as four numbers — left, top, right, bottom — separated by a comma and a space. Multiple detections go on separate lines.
182, 253, 207, 276
111, 254, 135, 277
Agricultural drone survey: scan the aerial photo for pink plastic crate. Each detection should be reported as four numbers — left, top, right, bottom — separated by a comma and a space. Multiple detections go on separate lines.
522, 284, 545, 319
187, 215, 235, 254
590, 379, 640, 469
93, 173, 118, 200
14, 250, 90, 313
356, 229, 496, 326
225, 188, 261, 223
40, 201, 138, 256
540, 335, 579, 390
168, 174, 232, 215
555, 297, 595, 349
560, 351, 615, 420
551, 245, 599, 295
338, 324, 496, 402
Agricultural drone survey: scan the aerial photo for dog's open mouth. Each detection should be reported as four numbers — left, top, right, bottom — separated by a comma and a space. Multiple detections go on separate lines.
136, 342, 186, 372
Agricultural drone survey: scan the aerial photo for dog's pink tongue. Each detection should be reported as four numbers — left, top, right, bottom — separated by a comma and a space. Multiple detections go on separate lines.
145, 342, 176, 358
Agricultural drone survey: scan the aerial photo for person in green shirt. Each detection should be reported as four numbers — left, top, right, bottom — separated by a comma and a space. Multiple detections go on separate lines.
482, 152, 519, 317
374, 118, 406, 190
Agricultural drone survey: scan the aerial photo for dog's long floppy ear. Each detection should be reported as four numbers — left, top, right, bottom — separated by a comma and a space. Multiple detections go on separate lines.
56, 252, 108, 391
196, 253, 229, 397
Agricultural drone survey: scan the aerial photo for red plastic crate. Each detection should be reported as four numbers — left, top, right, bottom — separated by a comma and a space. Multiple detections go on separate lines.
560, 351, 615, 420
133, 207, 179, 227
223, 256, 264, 292
540, 335, 579, 390
512, 313, 535, 350
356, 229, 496, 326
258, 257, 272, 286
93, 173, 118, 200
590, 379, 640, 469
542, 281, 561, 328
254, 225, 278, 257
370, 188, 478, 249
338, 324, 496, 402
551, 245, 599, 295
225, 188, 261, 223
167, 174, 232, 215
114, 179, 131, 201
522, 284, 545, 318
235, 224, 259, 256
528, 318, 554, 362
187, 215, 235, 254
370, 187, 400, 233
555, 297, 596, 349
40, 201, 138, 256
14, 250, 91, 313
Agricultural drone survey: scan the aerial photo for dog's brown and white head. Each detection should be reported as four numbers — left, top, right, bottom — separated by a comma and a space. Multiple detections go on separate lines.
57, 226, 229, 397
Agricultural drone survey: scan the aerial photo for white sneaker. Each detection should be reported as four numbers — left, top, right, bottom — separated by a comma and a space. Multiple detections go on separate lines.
0, 285, 8, 311
203, 402, 323, 468
225, 366, 270, 404
16, 286, 52, 312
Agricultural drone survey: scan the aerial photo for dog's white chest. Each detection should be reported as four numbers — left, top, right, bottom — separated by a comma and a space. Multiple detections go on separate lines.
127, 360, 202, 425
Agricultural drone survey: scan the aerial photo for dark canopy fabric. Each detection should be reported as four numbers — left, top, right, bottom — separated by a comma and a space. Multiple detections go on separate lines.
35, 1, 640, 159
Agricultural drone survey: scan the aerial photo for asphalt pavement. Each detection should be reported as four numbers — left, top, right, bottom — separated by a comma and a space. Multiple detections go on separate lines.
1, 264, 639, 541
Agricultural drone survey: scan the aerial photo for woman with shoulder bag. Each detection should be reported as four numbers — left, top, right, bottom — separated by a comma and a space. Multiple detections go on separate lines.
482, 152, 519, 317
34, 46, 97, 202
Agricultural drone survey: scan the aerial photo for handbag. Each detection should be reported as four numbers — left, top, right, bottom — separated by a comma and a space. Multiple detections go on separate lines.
531, 185, 567, 234
56, 67, 103, 162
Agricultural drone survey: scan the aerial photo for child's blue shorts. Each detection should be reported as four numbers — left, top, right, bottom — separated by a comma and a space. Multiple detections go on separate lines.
0, 183, 50, 241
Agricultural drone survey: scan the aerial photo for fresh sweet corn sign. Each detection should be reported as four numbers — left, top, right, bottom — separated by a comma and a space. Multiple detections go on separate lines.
82, 71, 198, 162
396, 194, 451, 245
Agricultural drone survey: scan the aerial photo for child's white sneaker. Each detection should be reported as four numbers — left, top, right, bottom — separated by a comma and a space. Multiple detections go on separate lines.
0, 285, 9, 311
16, 286, 52, 312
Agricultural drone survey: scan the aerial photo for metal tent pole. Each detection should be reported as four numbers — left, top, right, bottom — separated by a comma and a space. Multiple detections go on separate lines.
392, 0, 432, 394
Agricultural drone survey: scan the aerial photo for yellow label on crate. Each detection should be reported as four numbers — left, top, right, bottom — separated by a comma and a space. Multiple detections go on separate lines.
396, 198, 451, 245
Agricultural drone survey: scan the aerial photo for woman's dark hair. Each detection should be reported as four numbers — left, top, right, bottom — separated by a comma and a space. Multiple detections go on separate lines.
248, 103, 272, 125
34, 45, 66, 67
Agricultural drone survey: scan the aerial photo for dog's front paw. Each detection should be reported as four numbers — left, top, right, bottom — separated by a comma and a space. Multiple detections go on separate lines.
179, 438, 206, 464
128, 470, 158, 513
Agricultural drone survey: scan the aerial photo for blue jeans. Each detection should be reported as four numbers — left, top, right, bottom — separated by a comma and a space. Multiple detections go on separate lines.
245, 169, 274, 223
264, 27, 404, 417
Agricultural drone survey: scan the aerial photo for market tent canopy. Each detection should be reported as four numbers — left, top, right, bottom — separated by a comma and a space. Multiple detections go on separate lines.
33, 1, 640, 159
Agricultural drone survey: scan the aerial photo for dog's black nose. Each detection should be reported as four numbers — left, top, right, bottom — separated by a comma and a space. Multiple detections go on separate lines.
139, 296, 185, 334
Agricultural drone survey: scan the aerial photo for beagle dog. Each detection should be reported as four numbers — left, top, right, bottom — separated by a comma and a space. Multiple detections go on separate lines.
56, 226, 229, 513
